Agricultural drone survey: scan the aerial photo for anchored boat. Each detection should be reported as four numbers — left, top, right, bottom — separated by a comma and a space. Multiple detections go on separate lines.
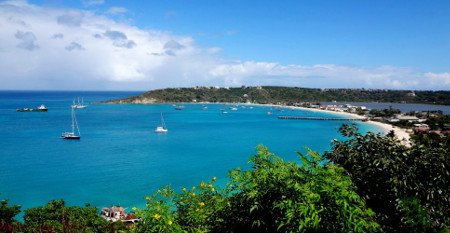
72, 97, 88, 109
16, 104, 48, 112
155, 113, 168, 133
62, 106, 81, 139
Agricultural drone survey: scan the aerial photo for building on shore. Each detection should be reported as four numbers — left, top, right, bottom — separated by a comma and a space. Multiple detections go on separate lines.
101, 206, 140, 223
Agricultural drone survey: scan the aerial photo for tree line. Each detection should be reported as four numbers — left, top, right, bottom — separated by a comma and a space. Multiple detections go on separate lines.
104, 86, 450, 105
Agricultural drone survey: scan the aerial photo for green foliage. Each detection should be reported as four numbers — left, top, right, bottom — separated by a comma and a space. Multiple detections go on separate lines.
22, 199, 110, 233
222, 146, 379, 233
325, 124, 450, 232
0, 198, 21, 232
369, 108, 401, 117
0, 199, 21, 224
398, 197, 433, 233
105, 86, 450, 105
425, 114, 450, 130
135, 146, 379, 233
134, 178, 229, 232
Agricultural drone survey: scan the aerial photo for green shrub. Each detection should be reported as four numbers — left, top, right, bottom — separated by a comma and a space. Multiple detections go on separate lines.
134, 146, 379, 233
325, 124, 450, 232
23, 200, 109, 233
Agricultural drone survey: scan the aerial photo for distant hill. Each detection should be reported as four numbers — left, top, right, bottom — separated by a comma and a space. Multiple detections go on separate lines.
102, 86, 450, 105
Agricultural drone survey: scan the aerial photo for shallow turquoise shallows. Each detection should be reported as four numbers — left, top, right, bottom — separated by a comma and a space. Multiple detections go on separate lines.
0, 91, 382, 213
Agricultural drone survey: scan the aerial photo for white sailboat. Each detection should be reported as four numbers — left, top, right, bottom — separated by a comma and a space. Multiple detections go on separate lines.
72, 97, 88, 109
155, 113, 168, 133
77, 97, 87, 108
62, 106, 81, 139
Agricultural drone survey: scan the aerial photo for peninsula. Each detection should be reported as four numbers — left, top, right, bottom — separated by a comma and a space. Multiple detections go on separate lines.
102, 86, 450, 105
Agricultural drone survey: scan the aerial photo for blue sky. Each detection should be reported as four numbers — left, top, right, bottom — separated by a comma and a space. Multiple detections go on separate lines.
0, 0, 449, 90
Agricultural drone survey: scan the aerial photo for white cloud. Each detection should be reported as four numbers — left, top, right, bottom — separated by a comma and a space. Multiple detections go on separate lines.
0, 1, 448, 90
65, 42, 85, 51
15, 31, 39, 50
424, 72, 450, 86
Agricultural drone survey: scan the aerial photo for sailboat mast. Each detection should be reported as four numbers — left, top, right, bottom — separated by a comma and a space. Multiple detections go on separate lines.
71, 106, 75, 134
73, 106, 80, 136
161, 113, 166, 128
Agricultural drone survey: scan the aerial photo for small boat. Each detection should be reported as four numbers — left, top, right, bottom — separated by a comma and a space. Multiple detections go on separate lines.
175, 105, 184, 110
202, 105, 208, 110
267, 111, 272, 115
76, 97, 88, 108
62, 106, 81, 139
72, 98, 88, 109
16, 108, 32, 112
229, 107, 238, 111
37, 104, 48, 111
155, 113, 168, 133
17, 104, 48, 112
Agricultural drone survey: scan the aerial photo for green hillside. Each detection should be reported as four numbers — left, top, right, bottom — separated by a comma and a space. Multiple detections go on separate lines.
103, 86, 450, 105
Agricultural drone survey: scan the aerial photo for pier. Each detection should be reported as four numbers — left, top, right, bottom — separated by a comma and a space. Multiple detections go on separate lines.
278, 116, 367, 121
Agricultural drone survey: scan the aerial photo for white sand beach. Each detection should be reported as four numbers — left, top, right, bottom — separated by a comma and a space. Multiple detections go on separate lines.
295, 106, 411, 145
248, 103, 411, 144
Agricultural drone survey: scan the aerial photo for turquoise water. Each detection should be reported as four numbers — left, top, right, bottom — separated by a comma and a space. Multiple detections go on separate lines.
0, 91, 382, 213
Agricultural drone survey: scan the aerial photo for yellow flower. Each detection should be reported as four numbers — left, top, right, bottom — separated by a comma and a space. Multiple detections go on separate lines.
154, 214, 161, 220
132, 207, 137, 211
196, 208, 200, 212
145, 196, 151, 201
211, 188, 215, 192
191, 192, 196, 197
208, 184, 213, 188
168, 220, 173, 225
212, 176, 217, 181
182, 187, 187, 192
200, 181, 206, 187
146, 204, 150, 207
199, 202, 205, 207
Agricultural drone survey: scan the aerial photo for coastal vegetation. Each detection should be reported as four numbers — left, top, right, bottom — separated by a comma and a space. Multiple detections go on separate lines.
103, 86, 450, 105
325, 125, 450, 232
135, 146, 379, 233
1, 125, 449, 232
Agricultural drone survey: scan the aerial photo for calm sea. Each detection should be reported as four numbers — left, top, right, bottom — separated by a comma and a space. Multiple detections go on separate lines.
1, 91, 384, 214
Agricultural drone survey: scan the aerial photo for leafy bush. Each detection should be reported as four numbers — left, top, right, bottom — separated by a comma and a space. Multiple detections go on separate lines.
135, 146, 379, 232
0, 198, 21, 232
23, 200, 110, 233
325, 124, 450, 232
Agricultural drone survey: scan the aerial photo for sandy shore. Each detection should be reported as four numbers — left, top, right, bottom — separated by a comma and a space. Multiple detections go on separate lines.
296, 106, 411, 144
247, 103, 411, 144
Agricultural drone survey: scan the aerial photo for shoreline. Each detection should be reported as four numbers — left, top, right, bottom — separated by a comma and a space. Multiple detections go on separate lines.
242, 103, 411, 143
